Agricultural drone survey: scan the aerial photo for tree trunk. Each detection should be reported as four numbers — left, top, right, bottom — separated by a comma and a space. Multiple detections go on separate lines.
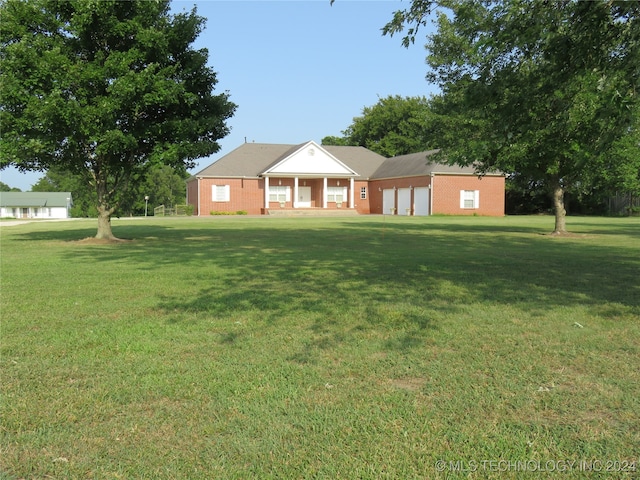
551, 182, 567, 235
96, 206, 117, 240
92, 163, 120, 240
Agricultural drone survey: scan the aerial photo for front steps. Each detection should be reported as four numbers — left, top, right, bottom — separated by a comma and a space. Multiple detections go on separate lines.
267, 208, 359, 217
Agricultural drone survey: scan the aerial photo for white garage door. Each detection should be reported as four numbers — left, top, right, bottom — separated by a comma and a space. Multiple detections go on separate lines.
398, 188, 411, 215
383, 189, 395, 214
414, 187, 430, 216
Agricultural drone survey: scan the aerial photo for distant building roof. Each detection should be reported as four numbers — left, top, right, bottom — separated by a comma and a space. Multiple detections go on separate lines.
0, 192, 72, 208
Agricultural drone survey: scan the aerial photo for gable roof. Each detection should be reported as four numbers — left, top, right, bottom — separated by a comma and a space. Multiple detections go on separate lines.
262, 141, 358, 177
194, 142, 388, 180
0, 192, 73, 208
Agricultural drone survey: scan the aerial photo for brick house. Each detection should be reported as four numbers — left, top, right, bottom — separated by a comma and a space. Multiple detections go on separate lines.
186, 141, 505, 216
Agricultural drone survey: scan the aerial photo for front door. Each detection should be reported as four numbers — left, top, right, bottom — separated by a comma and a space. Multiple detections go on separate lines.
298, 186, 311, 207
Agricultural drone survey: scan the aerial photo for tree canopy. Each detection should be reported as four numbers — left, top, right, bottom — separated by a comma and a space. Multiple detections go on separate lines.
0, 0, 236, 238
0, 181, 21, 192
322, 95, 439, 157
383, 0, 640, 232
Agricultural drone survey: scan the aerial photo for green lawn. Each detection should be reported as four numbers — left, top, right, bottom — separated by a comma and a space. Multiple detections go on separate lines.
1, 215, 638, 479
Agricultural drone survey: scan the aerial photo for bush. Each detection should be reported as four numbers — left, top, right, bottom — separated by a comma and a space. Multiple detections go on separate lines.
209, 210, 248, 216
182, 204, 194, 216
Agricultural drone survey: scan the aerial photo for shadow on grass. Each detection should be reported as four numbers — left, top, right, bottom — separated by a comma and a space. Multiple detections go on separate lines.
7, 226, 100, 242
9, 218, 640, 353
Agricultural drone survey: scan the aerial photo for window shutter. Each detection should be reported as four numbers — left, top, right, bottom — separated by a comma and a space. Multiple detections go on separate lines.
474, 190, 480, 209
460, 190, 465, 209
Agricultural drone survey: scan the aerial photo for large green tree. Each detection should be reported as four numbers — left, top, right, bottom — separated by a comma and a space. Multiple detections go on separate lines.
0, 0, 235, 239
382, 0, 639, 233
322, 95, 439, 157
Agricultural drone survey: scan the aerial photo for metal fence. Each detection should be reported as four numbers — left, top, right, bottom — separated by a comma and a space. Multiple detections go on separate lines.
153, 204, 192, 216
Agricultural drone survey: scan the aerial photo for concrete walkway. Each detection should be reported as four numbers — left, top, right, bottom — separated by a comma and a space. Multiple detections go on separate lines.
0, 218, 79, 227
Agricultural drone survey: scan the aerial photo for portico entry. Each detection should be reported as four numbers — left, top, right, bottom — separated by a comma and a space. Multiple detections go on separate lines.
297, 186, 311, 207
261, 141, 359, 211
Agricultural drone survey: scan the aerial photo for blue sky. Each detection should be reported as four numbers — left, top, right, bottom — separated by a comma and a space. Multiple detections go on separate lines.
2, 0, 438, 191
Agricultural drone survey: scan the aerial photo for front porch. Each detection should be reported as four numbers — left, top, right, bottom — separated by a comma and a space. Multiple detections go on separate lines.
261, 142, 360, 213
263, 176, 356, 211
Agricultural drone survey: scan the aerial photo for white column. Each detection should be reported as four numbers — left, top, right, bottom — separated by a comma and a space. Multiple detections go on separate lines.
264, 176, 270, 210
349, 177, 355, 209
323, 177, 328, 208
294, 177, 299, 208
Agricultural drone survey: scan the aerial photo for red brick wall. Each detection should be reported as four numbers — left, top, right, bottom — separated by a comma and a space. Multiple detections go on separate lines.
353, 180, 371, 214
432, 174, 505, 216
190, 177, 371, 215
192, 178, 265, 215
188, 174, 504, 216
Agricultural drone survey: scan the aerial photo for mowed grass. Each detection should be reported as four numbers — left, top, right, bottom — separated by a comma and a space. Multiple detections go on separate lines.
1, 215, 638, 479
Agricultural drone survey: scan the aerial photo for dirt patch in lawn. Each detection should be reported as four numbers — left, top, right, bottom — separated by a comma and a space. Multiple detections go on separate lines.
389, 377, 426, 392
74, 237, 133, 245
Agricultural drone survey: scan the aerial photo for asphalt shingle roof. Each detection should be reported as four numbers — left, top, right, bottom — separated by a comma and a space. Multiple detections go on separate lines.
0, 192, 72, 207
193, 142, 491, 181
194, 142, 388, 180
195, 143, 295, 177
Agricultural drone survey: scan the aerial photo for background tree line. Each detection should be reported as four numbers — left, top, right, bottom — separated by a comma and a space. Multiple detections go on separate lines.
27, 164, 189, 217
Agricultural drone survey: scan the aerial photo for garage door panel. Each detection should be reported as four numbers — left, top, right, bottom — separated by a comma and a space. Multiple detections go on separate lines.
414, 187, 429, 216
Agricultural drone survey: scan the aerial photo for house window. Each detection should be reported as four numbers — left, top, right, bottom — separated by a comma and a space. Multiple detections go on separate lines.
213, 185, 230, 202
460, 190, 480, 209
360, 187, 367, 200
269, 186, 290, 202
327, 187, 345, 203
